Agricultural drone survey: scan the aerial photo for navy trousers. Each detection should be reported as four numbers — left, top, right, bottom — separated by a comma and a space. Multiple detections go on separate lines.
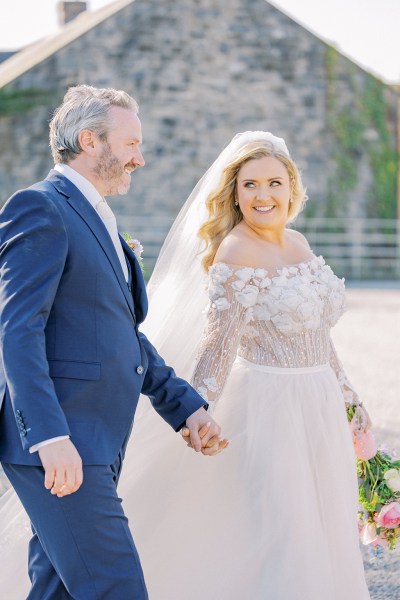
2, 457, 148, 600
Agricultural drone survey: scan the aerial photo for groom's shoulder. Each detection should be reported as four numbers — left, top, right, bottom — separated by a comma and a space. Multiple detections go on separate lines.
19, 171, 61, 196
1, 176, 61, 217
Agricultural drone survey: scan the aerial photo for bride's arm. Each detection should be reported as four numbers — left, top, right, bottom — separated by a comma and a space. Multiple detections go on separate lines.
190, 264, 249, 412
328, 338, 372, 430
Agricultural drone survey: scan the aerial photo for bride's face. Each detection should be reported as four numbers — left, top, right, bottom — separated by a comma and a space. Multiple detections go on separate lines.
235, 156, 291, 232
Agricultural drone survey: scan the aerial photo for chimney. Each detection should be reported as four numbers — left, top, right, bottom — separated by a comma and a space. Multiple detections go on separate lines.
57, 1, 87, 26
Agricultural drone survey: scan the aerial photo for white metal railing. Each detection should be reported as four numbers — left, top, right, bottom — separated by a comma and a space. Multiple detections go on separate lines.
295, 217, 400, 280
117, 215, 400, 281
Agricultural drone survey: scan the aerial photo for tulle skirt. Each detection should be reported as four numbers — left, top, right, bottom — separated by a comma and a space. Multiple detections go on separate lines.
0, 358, 370, 599
119, 358, 370, 600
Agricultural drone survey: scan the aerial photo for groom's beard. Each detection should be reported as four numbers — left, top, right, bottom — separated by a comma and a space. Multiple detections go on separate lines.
93, 142, 132, 196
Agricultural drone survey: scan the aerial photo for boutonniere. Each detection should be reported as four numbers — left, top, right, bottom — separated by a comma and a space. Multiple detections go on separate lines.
123, 233, 144, 271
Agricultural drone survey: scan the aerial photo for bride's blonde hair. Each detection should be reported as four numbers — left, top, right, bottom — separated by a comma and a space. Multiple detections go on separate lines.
198, 141, 308, 270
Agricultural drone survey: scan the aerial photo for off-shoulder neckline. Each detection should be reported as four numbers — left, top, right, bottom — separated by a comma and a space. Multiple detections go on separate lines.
210, 254, 322, 274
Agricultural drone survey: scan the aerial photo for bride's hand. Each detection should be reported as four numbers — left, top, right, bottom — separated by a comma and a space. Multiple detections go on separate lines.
361, 406, 373, 431
351, 404, 372, 432
202, 436, 229, 456
181, 423, 229, 456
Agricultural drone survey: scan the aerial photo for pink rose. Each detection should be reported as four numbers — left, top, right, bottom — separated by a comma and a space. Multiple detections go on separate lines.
352, 429, 377, 460
375, 502, 400, 530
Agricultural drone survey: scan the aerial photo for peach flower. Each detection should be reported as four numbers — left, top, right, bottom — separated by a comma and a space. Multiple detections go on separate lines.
370, 535, 389, 549
352, 429, 377, 461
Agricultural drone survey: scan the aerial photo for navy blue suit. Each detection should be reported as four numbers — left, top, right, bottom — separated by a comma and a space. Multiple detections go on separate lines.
0, 171, 205, 599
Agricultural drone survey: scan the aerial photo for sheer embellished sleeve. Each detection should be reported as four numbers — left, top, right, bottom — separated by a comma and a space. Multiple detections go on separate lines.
329, 338, 371, 430
328, 338, 360, 407
190, 263, 256, 410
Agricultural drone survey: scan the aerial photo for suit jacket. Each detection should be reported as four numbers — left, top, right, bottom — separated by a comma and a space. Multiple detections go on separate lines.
0, 170, 205, 466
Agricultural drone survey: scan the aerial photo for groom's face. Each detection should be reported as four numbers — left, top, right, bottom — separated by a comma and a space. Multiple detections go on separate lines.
93, 106, 145, 197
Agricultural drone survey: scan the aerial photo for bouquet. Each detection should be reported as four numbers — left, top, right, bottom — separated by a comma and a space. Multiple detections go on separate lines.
347, 404, 400, 553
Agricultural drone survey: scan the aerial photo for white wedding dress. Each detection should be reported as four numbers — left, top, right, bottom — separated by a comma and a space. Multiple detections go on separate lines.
119, 255, 370, 599
0, 256, 370, 599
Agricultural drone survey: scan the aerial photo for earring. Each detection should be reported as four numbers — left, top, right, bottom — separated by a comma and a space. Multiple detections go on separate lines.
235, 201, 239, 206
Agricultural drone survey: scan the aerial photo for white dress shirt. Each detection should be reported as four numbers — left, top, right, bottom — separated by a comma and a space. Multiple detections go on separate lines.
30, 163, 128, 453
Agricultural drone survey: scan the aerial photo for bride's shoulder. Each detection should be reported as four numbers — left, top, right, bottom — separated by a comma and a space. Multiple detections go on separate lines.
213, 227, 258, 268
286, 228, 310, 249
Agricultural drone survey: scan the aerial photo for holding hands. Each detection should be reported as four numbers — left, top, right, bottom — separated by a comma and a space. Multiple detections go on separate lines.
181, 407, 229, 456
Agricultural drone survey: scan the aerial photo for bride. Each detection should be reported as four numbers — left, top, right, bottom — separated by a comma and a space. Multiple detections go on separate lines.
0, 131, 370, 599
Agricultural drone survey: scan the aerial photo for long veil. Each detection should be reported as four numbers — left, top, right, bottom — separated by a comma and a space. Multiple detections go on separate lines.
0, 131, 289, 594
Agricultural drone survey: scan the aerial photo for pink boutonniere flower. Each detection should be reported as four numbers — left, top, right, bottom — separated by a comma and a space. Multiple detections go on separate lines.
123, 233, 144, 271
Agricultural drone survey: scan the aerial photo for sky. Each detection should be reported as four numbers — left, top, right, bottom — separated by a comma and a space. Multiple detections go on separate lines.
0, 0, 398, 83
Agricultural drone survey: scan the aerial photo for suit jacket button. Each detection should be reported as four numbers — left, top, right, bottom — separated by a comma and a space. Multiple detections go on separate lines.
136, 366, 144, 375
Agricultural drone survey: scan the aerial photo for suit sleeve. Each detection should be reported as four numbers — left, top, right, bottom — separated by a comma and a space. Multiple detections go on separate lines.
138, 331, 207, 431
0, 190, 71, 450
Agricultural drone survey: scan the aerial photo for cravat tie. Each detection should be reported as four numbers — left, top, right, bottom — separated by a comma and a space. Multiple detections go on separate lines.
96, 200, 129, 281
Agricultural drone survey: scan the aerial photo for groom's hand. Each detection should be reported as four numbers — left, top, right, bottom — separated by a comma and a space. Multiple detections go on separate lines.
185, 407, 220, 452
38, 439, 83, 498
184, 408, 228, 454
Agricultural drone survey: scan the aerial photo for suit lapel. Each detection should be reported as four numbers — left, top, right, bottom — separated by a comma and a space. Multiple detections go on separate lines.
120, 236, 148, 324
46, 171, 136, 321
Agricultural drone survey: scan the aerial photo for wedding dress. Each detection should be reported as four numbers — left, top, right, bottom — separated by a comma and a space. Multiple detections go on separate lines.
117, 255, 371, 600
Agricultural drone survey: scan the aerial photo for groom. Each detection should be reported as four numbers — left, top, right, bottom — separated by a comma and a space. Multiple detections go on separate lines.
0, 85, 224, 599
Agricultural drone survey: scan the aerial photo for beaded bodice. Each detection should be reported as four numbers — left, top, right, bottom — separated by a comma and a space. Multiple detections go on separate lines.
191, 256, 357, 404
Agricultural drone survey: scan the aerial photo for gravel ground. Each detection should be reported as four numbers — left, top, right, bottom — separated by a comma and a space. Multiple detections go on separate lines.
333, 287, 400, 600
1, 286, 399, 597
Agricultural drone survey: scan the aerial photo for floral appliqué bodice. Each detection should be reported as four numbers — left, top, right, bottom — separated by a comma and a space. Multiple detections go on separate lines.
191, 256, 358, 405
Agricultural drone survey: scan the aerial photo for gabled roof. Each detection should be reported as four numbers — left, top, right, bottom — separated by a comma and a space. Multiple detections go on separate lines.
0, 0, 389, 89
0, 0, 135, 88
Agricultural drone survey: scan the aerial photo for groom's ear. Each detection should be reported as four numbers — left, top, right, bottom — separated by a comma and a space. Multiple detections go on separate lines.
78, 129, 98, 157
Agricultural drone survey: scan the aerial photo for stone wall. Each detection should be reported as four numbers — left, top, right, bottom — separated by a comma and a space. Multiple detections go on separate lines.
0, 0, 398, 266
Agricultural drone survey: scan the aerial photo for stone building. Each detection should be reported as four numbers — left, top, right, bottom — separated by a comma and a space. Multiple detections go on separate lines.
0, 0, 398, 273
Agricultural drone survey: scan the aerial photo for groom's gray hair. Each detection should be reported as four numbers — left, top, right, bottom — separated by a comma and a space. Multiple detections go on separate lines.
49, 85, 139, 164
